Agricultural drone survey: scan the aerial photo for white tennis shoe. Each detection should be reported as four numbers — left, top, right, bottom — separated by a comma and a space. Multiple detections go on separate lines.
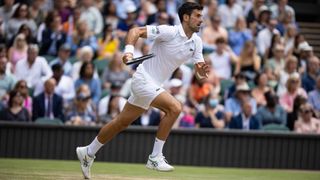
146, 154, 174, 172
76, 146, 95, 179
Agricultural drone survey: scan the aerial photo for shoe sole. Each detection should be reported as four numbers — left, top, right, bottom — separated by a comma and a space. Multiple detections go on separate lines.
145, 164, 174, 172
76, 147, 90, 179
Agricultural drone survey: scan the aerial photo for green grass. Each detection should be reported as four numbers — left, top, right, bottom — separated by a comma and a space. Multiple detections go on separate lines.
0, 158, 319, 180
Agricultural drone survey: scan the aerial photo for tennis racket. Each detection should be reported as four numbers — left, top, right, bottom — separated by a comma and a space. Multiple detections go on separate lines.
125, 54, 155, 65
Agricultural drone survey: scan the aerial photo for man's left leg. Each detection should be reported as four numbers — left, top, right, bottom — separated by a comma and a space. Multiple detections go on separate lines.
146, 91, 182, 171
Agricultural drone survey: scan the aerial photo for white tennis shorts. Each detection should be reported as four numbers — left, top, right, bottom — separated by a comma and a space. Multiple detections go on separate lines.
128, 65, 165, 109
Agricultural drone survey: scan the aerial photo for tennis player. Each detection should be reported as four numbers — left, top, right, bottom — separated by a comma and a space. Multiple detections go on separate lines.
76, 2, 209, 179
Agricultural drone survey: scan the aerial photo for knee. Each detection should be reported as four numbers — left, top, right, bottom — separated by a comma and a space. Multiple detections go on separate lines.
113, 117, 131, 131
167, 101, 182, 117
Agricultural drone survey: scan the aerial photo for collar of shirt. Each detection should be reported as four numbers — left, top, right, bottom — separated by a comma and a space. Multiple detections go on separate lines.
177, 24, 196, 42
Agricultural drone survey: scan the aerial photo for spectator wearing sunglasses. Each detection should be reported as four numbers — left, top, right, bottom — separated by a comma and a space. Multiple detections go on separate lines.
294, 103, 320, 134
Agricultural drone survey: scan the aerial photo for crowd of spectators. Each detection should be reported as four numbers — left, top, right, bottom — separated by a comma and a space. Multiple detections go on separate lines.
0, 0, 319, 134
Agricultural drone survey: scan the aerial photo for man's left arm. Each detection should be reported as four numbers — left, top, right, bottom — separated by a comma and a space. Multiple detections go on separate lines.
193, 38, 209, 79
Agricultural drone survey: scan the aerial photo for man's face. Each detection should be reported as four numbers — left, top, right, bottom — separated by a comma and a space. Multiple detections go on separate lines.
0, 57, 7, 74
187, 9, 203, 33
27, 49, 38, 64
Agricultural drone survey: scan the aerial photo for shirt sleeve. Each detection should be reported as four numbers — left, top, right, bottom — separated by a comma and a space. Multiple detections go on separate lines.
146, 25, 176, 41
191, 36, 204, 64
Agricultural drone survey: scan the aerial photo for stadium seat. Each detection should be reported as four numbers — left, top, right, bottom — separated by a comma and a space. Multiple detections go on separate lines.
93, 59, 109, 76
43, 55, 56, 63
220, 79, 234, 97
35, 117, 64, 125
262, 124, 290, 132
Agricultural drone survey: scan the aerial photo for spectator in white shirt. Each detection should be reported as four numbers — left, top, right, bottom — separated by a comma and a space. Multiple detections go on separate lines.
208, 37, 239, 80
256, 17, 280, 57
218, 0, 243, 29
80, 0, 104, 35
33, 63, 75, 104
14, 44, 52, 89
270, 0, 295, 23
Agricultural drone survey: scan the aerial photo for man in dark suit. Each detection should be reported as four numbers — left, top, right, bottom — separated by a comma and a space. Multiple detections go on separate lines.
32, 78, 64, 121
229, 101, 260, 130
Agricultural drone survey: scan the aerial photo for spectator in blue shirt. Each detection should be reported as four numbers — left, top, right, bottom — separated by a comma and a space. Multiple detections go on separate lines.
228, 16, 252, 55
302, 56, 320, 93
74, 62, 101, 105
308, 75, 320, 116
50, 43, 73, 77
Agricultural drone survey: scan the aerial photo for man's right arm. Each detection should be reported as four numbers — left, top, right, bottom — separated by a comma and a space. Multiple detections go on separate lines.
122, 27, 147, 64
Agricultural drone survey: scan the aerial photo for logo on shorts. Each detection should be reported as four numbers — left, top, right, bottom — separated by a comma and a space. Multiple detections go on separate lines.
156, 88, 160, 91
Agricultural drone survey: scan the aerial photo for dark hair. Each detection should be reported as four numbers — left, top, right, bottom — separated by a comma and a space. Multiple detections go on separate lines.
79, 62, 95, 79
178, 2, 203, 23
265, 91, 278, 108
44, 10, 59, 27
8, 90, 22, 108
102, 24, 113, 42
52, 63, 63, 72
254, 72, 264, 86
292, 95, 307, 112
215, 37, 226, 44
11, 3, 30, 19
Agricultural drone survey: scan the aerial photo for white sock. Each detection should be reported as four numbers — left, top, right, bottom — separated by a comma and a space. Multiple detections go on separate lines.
87, 137, 104, 157
151, 138, 165, 157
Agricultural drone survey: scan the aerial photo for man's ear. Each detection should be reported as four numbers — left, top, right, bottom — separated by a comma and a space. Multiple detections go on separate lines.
183, 14, 189, 22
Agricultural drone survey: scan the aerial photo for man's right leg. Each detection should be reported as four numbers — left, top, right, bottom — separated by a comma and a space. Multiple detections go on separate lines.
76, 102, 145, 179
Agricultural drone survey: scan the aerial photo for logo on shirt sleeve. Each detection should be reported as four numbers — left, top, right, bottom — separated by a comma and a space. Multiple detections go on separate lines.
152, 26, 160, 34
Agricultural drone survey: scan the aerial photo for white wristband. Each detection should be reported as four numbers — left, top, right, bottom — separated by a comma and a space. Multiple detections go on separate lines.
124, 45, 134, 54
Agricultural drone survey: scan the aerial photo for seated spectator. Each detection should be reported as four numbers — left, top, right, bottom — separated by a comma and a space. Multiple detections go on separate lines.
32, 78, 64, 121
234, 41, 261, 80
228, 16, 252, 56
33, 64, 75, 105
178, 104, 196, 128
256, 17, 280, 57
132, 108, 162, 127
195, 93, 225, 129
14, 44, 53, 89
251, 72, 270, 107
284, 24, 297, 56
229, 101, 260, 130
294, 103, 320, 134
50, 43, 73, 77
74, 62, 101, 105
5, 3, 37, 41
287, 95, 307, 130
0, 0, 18, 24
0, 56, 16, 109
116, 4, 141, 42
252, 5, 272, 35
29, 0, 46, 27
71, 46, 98, 80
98, 93, 126, 123
302, 56, 320, 93
187, 75, 214, 109
277, 55, 298, 96
275, 10, 297, 36
270, 0, 295, 23
308, 75, 320, 117
264, 33, 283, 62
14, 80, 32, 116
62, 7, 82, 36
97, 24, 120, 60
297, 42, 313, 74
224, 72, 246, 99
217, 0, 243, 30
102, 52, 130, 90
280, 73, 307, 113
39, 10, 68, 56
225, 83, 257, 122
8, 34, 28, 72
10, 24, 37, 46
255, 91, 287, 126
208, 37, 238, 80
65, 87, 96, 126
246, 0, 265, 26
201, 15, 228, 52
98, 82, 126, 121
79, 0, 104, 35
68, 20, 98, 56
0, 90, 29, 122
264, 44, 286, 79
102, 1, 119, 30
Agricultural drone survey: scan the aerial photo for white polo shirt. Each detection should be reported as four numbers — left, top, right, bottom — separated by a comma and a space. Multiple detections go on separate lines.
141, 24, 204, 85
